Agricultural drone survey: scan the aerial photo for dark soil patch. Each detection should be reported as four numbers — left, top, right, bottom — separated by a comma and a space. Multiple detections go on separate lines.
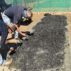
14, 13, 67, 71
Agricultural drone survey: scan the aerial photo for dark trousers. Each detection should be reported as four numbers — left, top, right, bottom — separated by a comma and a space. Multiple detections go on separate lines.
0, 20, 8, 60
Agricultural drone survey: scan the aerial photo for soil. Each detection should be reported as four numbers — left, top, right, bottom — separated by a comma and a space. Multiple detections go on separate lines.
13, 13, 68, 71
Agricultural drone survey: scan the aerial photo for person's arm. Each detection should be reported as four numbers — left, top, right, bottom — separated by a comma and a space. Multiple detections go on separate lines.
13, 11, 27, 36
14, 24, 26, 36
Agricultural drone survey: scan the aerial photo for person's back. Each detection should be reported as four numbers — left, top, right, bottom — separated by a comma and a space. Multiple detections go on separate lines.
0, 5, 33, 65
4, 5, 24, 23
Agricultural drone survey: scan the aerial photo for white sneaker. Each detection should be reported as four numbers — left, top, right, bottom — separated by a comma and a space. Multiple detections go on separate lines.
0, 54, 3, 65
29, 29, 35, 34
26, 29, 35, 35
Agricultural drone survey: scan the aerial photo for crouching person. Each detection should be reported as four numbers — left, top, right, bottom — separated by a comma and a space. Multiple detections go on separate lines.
0, 5, 33, 65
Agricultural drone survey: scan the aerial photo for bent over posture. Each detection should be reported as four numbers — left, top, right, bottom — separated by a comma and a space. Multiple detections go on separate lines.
0, 5, 32, 65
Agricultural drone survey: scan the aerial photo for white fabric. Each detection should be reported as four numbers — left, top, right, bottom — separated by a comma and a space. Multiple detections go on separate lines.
0, 54, 3, 65
1, 12, 12, 26
14, 30, 19, 39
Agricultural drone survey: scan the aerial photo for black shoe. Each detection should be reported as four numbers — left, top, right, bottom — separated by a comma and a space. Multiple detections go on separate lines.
26, 29, 35, 36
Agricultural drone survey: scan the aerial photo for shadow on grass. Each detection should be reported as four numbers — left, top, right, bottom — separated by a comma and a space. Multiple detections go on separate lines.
14, 13, 67, 71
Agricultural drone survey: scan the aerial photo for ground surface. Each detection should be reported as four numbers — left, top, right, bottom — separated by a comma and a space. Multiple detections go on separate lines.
0, 12, 71, 71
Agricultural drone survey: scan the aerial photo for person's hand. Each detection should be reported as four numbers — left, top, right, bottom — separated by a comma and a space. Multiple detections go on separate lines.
20, 32, 27, 37
8, 24, 16, 32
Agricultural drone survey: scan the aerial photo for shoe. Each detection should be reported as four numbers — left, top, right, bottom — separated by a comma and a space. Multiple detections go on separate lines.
26, 29, 35, 36
29, 29, 35, 34
2, 51, 13, 66
2, 57, 13, 66
0, 54, 3, 65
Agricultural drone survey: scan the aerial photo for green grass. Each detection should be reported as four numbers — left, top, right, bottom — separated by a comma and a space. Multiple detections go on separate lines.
5, 0, 71, 12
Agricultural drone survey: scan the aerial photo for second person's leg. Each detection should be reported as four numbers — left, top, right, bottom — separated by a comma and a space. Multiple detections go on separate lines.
0, 20, 8, 60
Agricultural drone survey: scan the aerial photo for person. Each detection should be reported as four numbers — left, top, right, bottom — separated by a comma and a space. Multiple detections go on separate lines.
0, 5, 33, 65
